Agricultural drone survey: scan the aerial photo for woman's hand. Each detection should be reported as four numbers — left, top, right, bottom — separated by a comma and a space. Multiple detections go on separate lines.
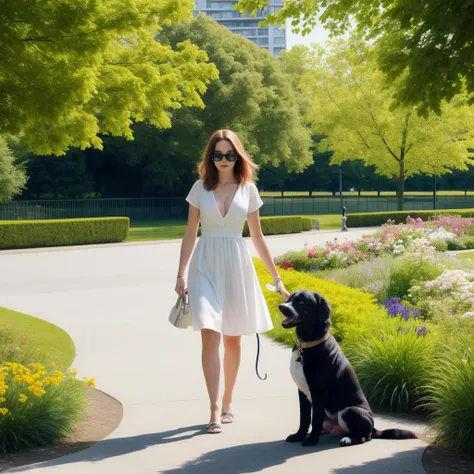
277, 281, 290, 301
175, 276, 187, 297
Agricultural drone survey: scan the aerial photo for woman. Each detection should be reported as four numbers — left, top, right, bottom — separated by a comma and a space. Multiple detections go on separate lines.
175, 130, 289, 434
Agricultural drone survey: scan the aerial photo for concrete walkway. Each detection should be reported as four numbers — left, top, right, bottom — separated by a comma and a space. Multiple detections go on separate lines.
0, 228, 427, 474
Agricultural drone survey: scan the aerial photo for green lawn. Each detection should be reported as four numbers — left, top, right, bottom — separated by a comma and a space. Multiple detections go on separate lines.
0, 307, 76, 369
126, 214, 343, 242
456, 251, 474, 261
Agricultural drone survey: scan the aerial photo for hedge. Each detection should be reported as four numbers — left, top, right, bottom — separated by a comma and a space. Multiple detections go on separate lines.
347, 209, 474, 227
0, 218, 129, 250
243, 216, 312, 237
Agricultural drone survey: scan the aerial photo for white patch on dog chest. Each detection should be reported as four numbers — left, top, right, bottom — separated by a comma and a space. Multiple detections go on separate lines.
290, 350, 311, 402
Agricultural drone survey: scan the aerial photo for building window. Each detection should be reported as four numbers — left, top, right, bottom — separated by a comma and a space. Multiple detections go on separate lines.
273, 47, 285, 56
231, 29, 258, 37
221, 20, 260, 28
273, 37, 286, 46
257, 38, 269, 46
273, 27, 286, 37
257, 28, 269, 36
207, 2, 237, 8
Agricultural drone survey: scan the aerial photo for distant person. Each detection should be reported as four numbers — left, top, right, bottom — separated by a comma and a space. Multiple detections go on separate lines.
175, 129, 289, 434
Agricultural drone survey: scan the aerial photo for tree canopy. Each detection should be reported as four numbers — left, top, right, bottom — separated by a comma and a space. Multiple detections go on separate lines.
19, 15, 313, 198
0, 137, 27, 202
237, 0, 474, 116
0, 0, 218, 155
283, 40, 474, 209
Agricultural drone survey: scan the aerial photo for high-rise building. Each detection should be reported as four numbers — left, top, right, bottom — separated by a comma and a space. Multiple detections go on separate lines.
193, 0, 287, 56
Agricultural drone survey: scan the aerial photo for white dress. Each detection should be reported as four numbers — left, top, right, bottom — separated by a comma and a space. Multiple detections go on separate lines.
186, 180, 273, 336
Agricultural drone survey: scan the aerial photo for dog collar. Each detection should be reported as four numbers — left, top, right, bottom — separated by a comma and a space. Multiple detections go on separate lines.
296, 333, 330, 350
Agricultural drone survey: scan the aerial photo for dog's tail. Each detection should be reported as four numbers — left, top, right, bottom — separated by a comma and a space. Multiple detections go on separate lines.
372, 428, 417, 440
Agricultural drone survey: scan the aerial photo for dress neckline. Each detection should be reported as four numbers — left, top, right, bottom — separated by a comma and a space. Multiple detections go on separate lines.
211, 183, 240, 219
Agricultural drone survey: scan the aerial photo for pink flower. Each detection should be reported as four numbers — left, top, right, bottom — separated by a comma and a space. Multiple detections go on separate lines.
362, 255, 368, 259
416, 217, 423, 223
323, 250, 330, 255
308, 251, 318, 258
346, 259, 354, 266
280, 260, 294, 270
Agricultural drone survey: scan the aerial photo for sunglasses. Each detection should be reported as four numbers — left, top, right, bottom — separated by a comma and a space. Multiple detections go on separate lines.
212, 152, 238, 162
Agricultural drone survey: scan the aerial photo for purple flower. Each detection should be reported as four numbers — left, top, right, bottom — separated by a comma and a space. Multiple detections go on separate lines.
383, 297, 420, 321
416, 326, 428, 337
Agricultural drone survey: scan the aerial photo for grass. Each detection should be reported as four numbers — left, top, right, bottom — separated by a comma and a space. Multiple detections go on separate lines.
261, 191, 474, 197
126, 214, 343, 242
457, 251, 474, 261
0, 307, 75, 370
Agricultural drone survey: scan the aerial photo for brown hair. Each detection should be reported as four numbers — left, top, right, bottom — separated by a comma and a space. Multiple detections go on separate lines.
198, 130, 258, 190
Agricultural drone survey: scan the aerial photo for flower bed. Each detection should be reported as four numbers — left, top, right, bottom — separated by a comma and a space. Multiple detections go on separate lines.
275, 215, 474, 274
0, 362, 91, 455
266, 215, 474, 453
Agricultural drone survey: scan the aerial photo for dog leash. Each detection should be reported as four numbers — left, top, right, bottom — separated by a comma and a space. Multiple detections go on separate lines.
254, 280, 284, 381
255, 334, 267, 381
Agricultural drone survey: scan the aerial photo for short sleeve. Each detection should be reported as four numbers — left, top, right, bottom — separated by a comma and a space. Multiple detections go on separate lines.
186, 180, 201, 209
248, 182, 263, 214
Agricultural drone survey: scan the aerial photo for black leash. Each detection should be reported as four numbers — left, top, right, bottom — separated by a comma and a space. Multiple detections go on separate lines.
255, 334, 267, 381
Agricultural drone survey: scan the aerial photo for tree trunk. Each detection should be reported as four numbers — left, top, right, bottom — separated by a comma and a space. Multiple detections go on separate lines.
309, 190, 313, 196
397, 160, 405, 211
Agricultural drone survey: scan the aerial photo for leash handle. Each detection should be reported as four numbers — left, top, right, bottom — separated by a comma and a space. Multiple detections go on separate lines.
255, 334, 268, 381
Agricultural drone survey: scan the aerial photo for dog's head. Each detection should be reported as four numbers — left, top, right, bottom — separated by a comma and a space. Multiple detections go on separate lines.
278, 290, 332, 341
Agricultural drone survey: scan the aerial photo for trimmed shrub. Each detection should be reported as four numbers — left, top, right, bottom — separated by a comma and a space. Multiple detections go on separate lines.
0, 217, 129, 250
347, 209, 474, 228
253, 258, 395, 346
244, 216, 311, 237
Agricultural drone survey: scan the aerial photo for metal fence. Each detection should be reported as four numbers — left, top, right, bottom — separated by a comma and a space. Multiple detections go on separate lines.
1, 195, 474, 221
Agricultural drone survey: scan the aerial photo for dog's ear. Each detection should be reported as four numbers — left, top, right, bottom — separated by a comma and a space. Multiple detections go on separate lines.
313, 292, 331, 319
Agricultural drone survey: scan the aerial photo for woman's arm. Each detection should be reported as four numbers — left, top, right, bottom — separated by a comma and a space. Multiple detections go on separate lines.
175, 204, 200, 296
247, 210, 290, 301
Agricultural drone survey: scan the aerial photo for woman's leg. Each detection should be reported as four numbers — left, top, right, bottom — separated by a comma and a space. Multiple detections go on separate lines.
201, 329, 221, 423
222, 335, 241, 414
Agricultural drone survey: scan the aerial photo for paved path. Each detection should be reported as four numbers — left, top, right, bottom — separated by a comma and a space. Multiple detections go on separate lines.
0, 228, 427, 474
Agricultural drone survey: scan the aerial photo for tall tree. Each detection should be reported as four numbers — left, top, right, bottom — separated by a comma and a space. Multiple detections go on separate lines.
286, 40, 474, 210
237, 0, 474, 116
59, 15, 313, 199
158, 14, 313, 173
1, 0, 218, 156
0, 137, 27, 202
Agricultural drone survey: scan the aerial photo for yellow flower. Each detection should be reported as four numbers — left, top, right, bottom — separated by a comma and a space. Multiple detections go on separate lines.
18, 394, 28, 403
84, 377, 96, 388
0, 408, 8, 416
72, 368, 78, 376
51, 362, 57, 369
56, 397, 61, 401
28, 385, 46, 397
0, 397, 5, 403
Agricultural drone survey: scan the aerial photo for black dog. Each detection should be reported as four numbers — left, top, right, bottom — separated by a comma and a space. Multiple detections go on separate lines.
279, 290, 417, 447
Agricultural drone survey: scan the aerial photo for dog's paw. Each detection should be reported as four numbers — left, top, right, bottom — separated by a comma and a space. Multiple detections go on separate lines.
301, 436, 319, 447
340, 437, 352, 447
286, 433, 307, 443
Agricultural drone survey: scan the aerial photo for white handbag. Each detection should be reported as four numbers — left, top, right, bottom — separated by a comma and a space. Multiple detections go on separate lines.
168, 293, 192, 329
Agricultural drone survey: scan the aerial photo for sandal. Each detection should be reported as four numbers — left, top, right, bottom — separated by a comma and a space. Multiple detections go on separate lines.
206, 422, 223, 434
221, 412, 234, 424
